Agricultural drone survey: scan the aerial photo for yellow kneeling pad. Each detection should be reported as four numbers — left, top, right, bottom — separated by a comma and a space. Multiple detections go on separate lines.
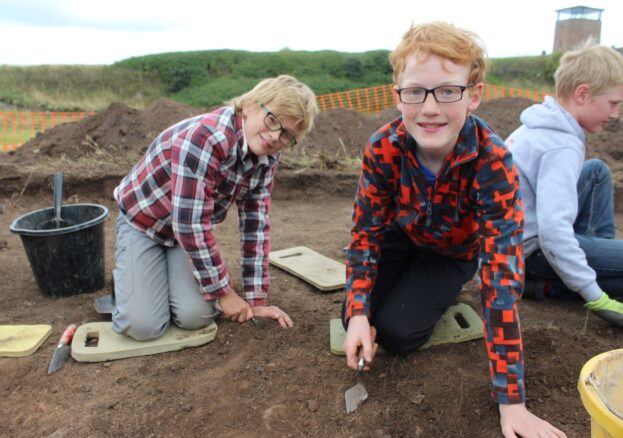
0, 325, 52, 357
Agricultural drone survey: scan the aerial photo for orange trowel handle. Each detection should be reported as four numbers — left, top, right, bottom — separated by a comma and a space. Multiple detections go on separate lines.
58, 324, 78, 346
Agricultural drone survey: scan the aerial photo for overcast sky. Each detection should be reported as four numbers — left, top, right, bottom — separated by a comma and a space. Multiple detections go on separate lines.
1, 0, 621, 65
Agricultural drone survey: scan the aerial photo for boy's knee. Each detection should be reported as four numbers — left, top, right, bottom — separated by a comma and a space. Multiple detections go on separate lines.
172, 302, 217, 330
113, 312, 169, 341
375, 320, 432, 355
585, 159, 611, 179
130, 321, 169, 341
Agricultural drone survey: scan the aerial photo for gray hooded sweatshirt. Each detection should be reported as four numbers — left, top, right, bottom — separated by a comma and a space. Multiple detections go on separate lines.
506, 96, 601, 301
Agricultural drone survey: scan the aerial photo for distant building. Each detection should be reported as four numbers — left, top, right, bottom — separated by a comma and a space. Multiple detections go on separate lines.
553, 5, 603, 52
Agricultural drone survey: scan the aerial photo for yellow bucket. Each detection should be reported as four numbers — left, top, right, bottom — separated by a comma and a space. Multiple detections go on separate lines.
578, 349, 623, 438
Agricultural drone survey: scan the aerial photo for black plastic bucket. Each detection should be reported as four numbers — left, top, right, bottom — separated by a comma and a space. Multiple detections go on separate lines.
9, 203, 110, 298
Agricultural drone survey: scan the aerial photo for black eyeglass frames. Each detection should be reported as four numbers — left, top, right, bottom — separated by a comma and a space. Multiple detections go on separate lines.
260, 103, 297, 148
396, 84, 474, 104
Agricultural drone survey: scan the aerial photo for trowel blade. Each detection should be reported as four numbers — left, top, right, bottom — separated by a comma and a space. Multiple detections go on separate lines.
345, 382, 368, 414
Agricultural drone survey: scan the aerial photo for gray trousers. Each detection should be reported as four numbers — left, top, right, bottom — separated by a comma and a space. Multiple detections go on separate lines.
112, 214, 219, 341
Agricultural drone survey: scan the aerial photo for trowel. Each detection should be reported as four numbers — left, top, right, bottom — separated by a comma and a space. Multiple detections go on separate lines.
47, 324, 77, 374
345, 355, 368, 414
38, 172, 70, 230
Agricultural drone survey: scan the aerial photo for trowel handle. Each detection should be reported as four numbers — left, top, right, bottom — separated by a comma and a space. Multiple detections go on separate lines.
58, 324, 77, 347
356, 350, 365, 372
53, 172, 64, 219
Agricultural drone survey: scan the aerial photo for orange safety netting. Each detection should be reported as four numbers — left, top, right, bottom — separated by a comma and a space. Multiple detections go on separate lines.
1, 84, 548, 152
0, 111, 95, 152
317, 83, 548, 113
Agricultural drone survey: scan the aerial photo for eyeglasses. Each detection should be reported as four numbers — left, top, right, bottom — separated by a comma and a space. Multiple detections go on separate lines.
396, 84, 473, 104
260, 103, 297, 148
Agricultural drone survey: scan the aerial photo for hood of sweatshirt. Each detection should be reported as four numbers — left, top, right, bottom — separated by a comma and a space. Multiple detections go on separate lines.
519, 95, 585, 144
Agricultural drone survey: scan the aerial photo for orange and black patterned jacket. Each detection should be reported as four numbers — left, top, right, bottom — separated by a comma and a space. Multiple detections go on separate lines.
345, 114, 525, 404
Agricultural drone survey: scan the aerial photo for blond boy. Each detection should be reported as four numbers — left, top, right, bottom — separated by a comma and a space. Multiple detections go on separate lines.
113, 75, 318, 339
507, 45, 623, 326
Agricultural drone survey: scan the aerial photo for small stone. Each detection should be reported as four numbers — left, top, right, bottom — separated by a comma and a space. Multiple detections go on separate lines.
102, 362, 112, 368
306, 399, 319, 412
410, 392, 425, 405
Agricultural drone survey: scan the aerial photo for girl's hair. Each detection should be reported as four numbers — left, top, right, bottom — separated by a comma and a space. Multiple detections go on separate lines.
389, 21, 488, 87
555, 43, 623, 98
227, 75, 319, 136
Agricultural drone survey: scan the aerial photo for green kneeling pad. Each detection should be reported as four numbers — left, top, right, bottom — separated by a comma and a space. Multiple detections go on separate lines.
330, 303, 483, 355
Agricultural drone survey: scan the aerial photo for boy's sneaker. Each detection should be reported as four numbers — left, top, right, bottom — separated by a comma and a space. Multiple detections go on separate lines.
584, 293, 623, 327
522, 279, 555, 300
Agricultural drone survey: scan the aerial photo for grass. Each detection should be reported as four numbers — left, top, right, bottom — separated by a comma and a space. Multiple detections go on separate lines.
0, 50, 563, 153
0, 50, 562, 112
0, 65, 164, 111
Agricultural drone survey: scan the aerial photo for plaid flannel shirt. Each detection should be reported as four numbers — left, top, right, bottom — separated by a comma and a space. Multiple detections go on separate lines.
114, 106, 277, 306
345, 115, 526, 404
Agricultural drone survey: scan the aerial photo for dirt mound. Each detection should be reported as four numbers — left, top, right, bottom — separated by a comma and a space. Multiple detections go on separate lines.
9, 98, 203, 166
2, 96, 623, 203
15, 95, 617, 237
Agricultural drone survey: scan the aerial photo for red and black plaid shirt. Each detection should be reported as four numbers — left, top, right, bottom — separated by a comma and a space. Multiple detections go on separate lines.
114, 106, 277, 306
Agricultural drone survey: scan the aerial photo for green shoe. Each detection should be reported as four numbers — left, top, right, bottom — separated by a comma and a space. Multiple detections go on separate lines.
584, 293, 623, 327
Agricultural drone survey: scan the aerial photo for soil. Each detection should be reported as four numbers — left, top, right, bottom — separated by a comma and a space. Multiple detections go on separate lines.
1, 97, 623, 438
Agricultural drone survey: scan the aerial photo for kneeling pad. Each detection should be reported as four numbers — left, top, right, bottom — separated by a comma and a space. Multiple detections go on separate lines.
0, 324, 52, 357
269, 246, 345, 291
330, 303, 483, 355
71, 321, 217, 362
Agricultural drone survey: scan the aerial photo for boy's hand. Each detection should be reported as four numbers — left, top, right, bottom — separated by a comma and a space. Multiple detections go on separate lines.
499, 403, 566, 438
216, 289, 254, 323
252, 305, 294, 328
584, 292, 623, 326
343, 315, 377, 371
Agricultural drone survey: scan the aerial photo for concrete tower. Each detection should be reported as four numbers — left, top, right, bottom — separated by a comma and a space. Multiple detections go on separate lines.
553, 5, 603, 53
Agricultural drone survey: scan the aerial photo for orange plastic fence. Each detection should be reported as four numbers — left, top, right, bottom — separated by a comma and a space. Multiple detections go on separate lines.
316, 84, 548, 113
0, 111, 95, 152
1, 84, 548, 152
